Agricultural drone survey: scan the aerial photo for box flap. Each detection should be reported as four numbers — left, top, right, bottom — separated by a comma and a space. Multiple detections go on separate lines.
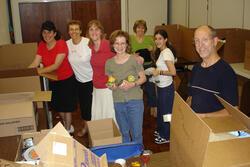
37, 68, 58, 81
87, 118, 114, 132
0, 159, 41, 166
216, 95, 250, 129
0, 91, 51, 103
204, 138, 250, 167
48, 122, 71, 137
0, 43, 37, 70
35, 122, 108, 167
0, 101, 33, 120
202, 116, 247, 133
0, 68, 38, 79
170, 92, 211, 167
33, 91, 51, 102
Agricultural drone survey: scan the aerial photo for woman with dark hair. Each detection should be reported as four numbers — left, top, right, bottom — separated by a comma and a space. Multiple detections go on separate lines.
29, 20, 76, 133
152, 29, 176, 144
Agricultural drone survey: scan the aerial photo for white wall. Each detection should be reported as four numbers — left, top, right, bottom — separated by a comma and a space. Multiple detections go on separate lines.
169, 0, 188, 26
169, 0, 249, 29
127, 0, 168, 35
0, 0, 11, 45
243, 0, 250, 29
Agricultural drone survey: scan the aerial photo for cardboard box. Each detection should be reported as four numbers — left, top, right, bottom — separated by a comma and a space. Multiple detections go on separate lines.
170, 92, 250, 167
87, 118, 122, 147
11, 122, 108, 167
0, 68, 41, 94
0, 43, 37, 70
244, 40, 250, 70
0, 159, 42, 167
0, 91, 51, 137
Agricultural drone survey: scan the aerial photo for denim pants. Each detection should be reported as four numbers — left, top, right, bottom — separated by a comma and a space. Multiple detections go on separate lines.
114, 99, 144, 144
143, 76, 157, 107
157, 83, 174, 140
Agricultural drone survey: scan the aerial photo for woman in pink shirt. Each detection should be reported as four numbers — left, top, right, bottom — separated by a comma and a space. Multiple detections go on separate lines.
86, 20, 116, 121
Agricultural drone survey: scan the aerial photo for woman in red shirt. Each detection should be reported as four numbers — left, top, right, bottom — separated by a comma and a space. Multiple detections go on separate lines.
29, 21, 76, 133
86, 20, 116, 121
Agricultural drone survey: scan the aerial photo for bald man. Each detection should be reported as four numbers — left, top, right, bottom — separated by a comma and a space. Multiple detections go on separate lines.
187, 25, 238, 117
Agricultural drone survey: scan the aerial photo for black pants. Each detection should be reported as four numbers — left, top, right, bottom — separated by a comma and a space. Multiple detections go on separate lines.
76, 80, 93, 120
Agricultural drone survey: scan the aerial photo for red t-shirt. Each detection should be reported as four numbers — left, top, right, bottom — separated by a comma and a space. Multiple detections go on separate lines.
90, 39, 115, 88
37, 39, 73, 80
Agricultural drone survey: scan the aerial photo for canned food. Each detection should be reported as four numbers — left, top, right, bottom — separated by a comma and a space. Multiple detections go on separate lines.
23, 137, 34, 149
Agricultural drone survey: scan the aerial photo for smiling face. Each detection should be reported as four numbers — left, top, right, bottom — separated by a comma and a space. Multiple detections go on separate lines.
113, 36, 127, 54
154, 33, 167, 50
194, 26, 217, 59
88, 24, 102, 42
42, 30, 56, 44
68, 24, 82, 41
136, 25, 146, 36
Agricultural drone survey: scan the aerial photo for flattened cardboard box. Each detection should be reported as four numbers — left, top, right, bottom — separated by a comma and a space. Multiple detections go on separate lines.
13, 122, 108, 167
170, 92, 250, 167
87, 118, 122, 147
0, 91, 51, 137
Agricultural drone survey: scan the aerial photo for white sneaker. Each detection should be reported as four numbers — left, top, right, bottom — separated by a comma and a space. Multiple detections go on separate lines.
67, 125, 74, 134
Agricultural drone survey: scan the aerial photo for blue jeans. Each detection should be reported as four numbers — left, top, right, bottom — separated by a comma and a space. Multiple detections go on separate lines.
156, 83, 174, 140
114, 99, 144, 144
143, 76, 157, 107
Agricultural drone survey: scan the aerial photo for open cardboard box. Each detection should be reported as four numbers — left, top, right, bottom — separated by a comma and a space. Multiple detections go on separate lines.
0, 91, 51, 137
87, 118, 122, 147
0, 43, 57, 107
0, 122, 108, 167
0, 43, 41, 94
170, 92, 250, 167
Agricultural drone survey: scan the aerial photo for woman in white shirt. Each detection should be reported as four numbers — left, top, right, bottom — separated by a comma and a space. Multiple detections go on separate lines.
67, 20, 93, 137
152, 29, 176, 144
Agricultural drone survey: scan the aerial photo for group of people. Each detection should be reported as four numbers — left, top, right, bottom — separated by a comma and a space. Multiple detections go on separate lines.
29, 18, 239, 146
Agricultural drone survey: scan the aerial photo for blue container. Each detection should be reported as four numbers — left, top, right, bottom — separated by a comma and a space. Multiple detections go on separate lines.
91, 142, 144, 162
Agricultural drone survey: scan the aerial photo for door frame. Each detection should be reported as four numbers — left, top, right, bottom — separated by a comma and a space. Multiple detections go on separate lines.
11, 0, 127, 43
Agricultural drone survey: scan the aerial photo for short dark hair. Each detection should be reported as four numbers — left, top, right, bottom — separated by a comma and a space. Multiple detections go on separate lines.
40, 20, 61, 41
67, 20, 82, 32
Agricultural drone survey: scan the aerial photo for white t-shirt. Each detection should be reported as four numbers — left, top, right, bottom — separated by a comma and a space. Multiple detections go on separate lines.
155, 48, 175, 88
67, 37, 93, 83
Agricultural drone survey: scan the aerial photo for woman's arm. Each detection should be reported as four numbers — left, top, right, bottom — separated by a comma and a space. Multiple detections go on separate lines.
152, 60, 176, 76
28, 55, 42, 68
119, 70, 146, 91
38, 53, 65, 74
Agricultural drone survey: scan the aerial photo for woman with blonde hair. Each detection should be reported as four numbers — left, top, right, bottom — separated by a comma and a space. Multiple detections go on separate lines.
86, 20, 116, 121
130, 19, 157, 116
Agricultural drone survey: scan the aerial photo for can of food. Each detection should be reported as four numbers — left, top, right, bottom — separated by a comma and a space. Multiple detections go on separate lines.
23, 137, 34, 149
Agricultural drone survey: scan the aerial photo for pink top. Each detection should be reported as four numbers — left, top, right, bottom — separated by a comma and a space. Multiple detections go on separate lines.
90, 39, 115, 88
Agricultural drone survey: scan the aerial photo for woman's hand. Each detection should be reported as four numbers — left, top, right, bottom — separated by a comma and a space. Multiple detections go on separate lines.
133, 53, 144, 65
152, 68, 160, 76
106, 83, 117, 90
119, 80, 135, 91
